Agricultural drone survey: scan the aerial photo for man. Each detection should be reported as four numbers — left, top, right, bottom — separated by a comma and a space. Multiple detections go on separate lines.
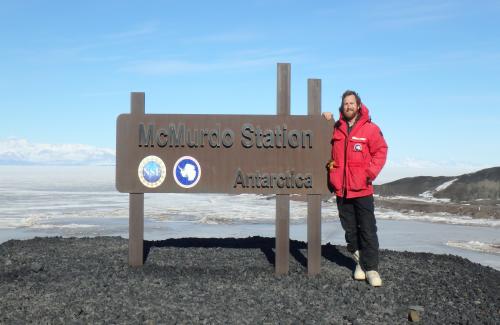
323, 90, 388, 287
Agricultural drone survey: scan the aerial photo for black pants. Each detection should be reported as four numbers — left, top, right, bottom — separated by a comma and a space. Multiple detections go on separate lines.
337, 195, 379, 271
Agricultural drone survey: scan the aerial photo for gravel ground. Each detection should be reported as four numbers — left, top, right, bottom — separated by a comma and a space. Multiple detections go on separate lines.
1, 236, 499, 324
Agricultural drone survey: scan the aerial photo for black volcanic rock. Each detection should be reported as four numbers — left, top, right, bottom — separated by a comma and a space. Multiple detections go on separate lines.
434, 167, 500, 202
375, 176, 454, 197
375, 167, 500, 204
1, 236, 499, 324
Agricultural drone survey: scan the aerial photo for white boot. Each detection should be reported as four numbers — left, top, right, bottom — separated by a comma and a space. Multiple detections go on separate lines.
352, 250, 366, 280
366, 270, 382, 287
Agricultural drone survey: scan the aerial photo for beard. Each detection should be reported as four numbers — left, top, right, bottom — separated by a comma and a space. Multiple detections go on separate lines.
343, 109, 358, 121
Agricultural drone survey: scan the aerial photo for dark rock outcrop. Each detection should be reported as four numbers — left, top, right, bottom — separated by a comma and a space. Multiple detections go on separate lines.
375, 176, 454, 197
375, 167, 500, 204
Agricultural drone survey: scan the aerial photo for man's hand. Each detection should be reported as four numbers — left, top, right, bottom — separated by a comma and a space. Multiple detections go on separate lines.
326, 159, 336, 170
322, 112, 334, 121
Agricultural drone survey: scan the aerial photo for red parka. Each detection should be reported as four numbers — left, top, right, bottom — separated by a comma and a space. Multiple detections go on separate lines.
329, 104, 388, 198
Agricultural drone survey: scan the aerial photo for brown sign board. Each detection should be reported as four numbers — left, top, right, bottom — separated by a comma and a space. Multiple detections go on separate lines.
116, 114, 332, 194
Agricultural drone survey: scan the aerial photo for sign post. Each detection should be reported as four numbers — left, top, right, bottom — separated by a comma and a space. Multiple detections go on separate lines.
307, 79, 322, 276
129, 92, 145, 267
275, 63, 291, 275
116, 63, 331, 274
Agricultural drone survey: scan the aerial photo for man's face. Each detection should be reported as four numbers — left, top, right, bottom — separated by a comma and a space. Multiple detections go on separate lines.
342, 94, 360, 121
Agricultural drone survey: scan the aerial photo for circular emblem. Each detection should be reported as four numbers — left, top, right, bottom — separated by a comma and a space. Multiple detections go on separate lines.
354, 143, 362, 152
173, 156, 201, 189
138, 155, 166, 188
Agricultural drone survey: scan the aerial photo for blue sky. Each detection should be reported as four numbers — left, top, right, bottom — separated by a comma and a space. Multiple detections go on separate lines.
1, 0, 499, 180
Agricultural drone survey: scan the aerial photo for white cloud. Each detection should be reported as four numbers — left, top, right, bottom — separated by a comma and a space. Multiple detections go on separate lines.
23, 22, 158, 65
0, 138, 115, 165
319, 48, 500, 80
80, 90, 128, 98
367, 1, 455, 28
125, 58, 267, 75
315, 1, 455, 27
104, 21, 159, 40
123, 49, 302, 75
183, 31, 259, 44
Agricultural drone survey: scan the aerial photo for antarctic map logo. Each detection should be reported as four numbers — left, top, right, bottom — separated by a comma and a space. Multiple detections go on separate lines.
173, 156, 201, 188
138, 155, 166, 188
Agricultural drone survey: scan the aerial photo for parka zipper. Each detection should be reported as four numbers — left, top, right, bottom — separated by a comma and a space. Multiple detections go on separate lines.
342, 134, 348, 199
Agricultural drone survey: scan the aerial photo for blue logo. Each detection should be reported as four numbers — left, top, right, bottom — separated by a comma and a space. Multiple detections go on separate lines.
143, 161, 162, 183
138, 156, 166, 188
173, 156, 201, 188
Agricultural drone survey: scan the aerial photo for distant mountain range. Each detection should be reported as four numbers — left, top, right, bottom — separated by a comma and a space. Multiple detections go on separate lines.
0, 138, 115, 165
375, 167, 500, 205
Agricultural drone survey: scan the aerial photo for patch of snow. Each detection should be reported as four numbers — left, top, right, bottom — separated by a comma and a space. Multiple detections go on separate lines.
419, 191, 434, 199
446, 240, 500, 255
416, 178, 458, 202
376, 208, 500, 227
383, 195, 451, 203
435, 178, 458, 191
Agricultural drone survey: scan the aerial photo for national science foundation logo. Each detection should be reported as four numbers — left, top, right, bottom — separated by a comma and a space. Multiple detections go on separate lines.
173, 156, 201, 189
138, 155, 167, 188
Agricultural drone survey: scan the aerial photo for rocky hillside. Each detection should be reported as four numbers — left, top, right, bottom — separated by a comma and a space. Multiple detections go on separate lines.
433, 167, 500, 202
375, 175, 455, 197
375, 167, 500, 204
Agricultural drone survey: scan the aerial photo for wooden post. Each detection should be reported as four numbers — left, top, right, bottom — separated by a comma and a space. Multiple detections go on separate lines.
276, 63, 291, 275
129, 92, 145, 267
307, 79, 322, 275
